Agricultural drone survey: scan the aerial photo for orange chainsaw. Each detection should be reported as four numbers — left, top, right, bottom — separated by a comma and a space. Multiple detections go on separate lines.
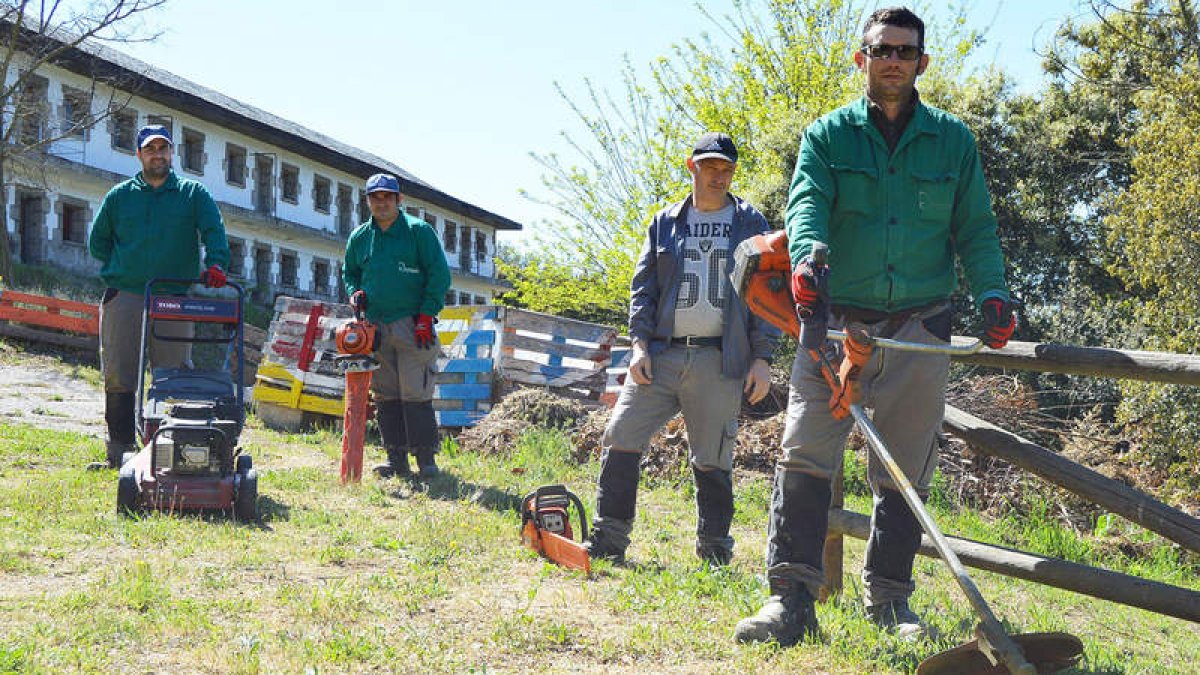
334, 307, 378, 483
730, 229, 800, 338
520, 485, 591, 573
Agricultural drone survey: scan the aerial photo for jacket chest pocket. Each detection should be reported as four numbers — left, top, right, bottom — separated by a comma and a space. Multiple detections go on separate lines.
655, 246, 676, 288
831, 164, 878, 215
911, 169, 958, 223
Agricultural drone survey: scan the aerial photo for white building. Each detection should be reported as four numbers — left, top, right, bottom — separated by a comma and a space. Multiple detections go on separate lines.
4, 37, 521, 306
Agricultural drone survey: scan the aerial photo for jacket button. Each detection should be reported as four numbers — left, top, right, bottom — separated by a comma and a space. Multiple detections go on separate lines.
888, 167, 896, 175
887, 264, 895, 272
889, 217, 897, 225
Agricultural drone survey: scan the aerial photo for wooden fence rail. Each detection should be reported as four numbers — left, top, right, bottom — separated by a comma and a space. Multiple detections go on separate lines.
828, 509, 1200, 623
943, 406, 1200, 553
953, 340, 1200, 386
820, 334, 1200, 626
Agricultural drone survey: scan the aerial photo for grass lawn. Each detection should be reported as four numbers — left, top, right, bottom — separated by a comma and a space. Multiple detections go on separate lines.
0, 416, 1197, 673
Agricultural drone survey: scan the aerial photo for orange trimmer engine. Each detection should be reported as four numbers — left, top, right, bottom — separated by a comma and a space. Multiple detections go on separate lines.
335, 317, 377, 356
730, 229, 800, 338
520, 485, 591, 573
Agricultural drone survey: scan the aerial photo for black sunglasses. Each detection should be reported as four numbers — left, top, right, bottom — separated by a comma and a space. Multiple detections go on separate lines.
860, 43, 923, 61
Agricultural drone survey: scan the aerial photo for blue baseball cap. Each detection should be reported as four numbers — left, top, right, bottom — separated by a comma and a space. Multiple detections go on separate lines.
365, 173, 400, 194
137, 124, 172, 149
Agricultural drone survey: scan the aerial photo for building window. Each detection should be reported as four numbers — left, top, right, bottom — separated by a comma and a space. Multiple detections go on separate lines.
406, 206, 420, 217
225, 143, 247, 187
254, 154, 275, 214
60, 86, 91, 139
474, 295, 487, 305
60, 200, 88, 244
337, 183, 353, 235
109, 107, 136, 152
445, 291, 456, 306
313, 258, 330, 294
458, 292, 471, 306
459, 225, 473, 270
181, 128, 206, 174
18, 75, 49, 146
227, 239, 245, 276
357, 190, 368, 223
313, 175, 331, 214
281, 164, 300, 204
443, 218, 457, 253
279, 251, 298, 288
475, 231, 489, 264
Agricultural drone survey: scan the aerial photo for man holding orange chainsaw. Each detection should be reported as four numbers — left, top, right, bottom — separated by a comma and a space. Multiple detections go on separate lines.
735, 7, 1016, 646
342, 173, 451, 479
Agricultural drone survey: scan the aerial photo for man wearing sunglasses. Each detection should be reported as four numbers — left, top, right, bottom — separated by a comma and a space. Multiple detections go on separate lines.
735, 7, 1016, 646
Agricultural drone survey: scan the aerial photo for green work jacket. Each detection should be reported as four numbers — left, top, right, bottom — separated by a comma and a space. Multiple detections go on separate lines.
88, 171, 230, 295
342, 212, 451, 323
785, 97, 1010, 312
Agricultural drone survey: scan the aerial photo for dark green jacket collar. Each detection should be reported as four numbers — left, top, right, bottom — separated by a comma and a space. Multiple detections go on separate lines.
131, 170, 180, 192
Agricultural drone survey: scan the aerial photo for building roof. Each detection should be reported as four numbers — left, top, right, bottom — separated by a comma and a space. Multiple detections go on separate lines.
45, 31, 523, 231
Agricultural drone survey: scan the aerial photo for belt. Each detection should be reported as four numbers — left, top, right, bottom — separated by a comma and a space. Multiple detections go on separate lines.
670, 335, 722, 347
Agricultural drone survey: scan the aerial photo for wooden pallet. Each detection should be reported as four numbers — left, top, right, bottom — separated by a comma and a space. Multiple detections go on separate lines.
0, 289, 99, 350
498, 307, 617, 400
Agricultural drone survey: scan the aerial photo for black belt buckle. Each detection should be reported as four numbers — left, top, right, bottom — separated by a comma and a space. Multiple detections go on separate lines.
673, 335, 720, 347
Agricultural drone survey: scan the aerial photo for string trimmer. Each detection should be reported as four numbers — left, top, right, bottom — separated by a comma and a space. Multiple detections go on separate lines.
733, 235, 1084, 674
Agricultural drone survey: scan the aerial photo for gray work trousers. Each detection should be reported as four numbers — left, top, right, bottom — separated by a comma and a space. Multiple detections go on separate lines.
773, 306, 950, 605
99, 288, 192, 393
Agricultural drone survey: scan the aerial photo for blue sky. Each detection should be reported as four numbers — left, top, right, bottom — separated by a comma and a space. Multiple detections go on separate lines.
118, 1, 1089, 243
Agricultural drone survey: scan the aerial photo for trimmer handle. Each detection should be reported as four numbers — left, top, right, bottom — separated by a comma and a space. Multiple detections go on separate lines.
798, 242, 831, 350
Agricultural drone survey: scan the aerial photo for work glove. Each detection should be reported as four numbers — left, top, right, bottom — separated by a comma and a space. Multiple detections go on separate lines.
413, 313, 435, 349
349, 290, 368, 313
981, 297, 1016, 349
791, 255, 822, 319
200, 265, 227, 288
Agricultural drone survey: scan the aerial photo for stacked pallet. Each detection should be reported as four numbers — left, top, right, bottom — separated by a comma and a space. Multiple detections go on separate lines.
498, 307, 618, 400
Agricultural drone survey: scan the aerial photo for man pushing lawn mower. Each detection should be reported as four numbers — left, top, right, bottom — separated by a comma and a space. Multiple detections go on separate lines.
87, 124, 230, 470
342, 173, 452, 479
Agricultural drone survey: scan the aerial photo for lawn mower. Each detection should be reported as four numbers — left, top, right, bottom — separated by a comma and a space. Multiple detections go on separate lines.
520, 484, 590, 573
732, 234, 1084, 674
116, 277, 257, 521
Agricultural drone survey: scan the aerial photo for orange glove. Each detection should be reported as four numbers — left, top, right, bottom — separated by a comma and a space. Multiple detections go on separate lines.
829, 330, 873, 420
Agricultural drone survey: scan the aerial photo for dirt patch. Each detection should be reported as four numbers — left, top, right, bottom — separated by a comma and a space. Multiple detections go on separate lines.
0, 364, 104, 437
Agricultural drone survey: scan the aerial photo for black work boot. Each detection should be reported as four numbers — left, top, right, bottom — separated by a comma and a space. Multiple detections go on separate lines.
734, 582, 819, 646
403, 400, 440, 478
693, 466, 735, 566
89, 392, 136, 470
373, 400, 410, 478
585, 448, 641, 562
414, 447, 439, 478
863, 489, 927, 639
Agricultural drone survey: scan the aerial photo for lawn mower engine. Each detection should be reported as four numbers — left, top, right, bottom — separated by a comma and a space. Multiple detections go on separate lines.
152, 401, 241, 476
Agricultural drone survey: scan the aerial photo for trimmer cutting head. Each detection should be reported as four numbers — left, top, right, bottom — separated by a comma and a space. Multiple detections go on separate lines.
917, 631, 1084, 675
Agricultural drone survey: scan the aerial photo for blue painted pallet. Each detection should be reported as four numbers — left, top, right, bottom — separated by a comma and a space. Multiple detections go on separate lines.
434, 323, 496, 427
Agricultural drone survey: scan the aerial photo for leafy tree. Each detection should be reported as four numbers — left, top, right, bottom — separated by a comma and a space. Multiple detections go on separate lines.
508, 0, 981, 329
0, 0, 167, 281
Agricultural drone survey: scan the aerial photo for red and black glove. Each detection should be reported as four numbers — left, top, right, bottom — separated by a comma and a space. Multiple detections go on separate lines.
791, 256, 821, 318
200, 265, 227, 288
349, 290, 368, 313
413, 313, 435, 349
981, 297, 1016, 349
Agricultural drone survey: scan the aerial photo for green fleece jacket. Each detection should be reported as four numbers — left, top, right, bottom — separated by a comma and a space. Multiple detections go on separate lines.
785, 97, 1010, 312
88, 171, 230, 295
342, 212, 451, 323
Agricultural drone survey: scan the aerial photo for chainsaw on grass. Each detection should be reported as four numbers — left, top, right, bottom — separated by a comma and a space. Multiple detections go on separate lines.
520, 484, 591, 573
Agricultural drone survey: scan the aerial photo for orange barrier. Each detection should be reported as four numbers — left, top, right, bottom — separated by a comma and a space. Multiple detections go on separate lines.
0, 290, 98, 335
